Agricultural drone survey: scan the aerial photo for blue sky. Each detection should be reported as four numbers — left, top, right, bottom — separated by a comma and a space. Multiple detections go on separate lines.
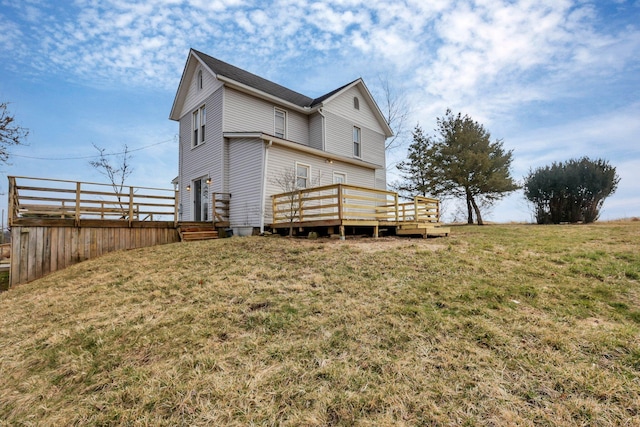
1, 0, 639, 222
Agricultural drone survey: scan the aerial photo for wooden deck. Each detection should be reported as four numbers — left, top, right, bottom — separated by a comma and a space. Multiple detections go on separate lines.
6, 176, 211, 288
271, 184, 450, 238
5, 177, 448, 288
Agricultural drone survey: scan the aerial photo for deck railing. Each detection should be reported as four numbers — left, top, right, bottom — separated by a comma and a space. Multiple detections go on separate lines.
9, 176, 178, 226
212, 192, 231, 226
271, 184, 440, 226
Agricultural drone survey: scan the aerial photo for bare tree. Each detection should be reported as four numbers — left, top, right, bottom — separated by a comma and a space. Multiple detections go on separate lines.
0, 102, 29, 164
375, 76, 411, 154
270, 167, 320, 237
89, 144, 133, 215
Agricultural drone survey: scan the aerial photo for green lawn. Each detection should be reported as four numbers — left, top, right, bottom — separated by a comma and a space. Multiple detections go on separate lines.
1, 222, 639, 426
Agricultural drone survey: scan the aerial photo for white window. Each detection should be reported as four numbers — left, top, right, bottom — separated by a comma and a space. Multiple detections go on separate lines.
296, 163, 310, 188
353, 126, 361, 158
197, 70, 203, 90
333, 172, 346, 184
192, 105, 205, 147
353, 96, 360, 110
274, 108, 286, 139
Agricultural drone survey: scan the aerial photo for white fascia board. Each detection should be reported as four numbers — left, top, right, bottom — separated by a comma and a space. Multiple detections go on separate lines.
223, 132, 382, 170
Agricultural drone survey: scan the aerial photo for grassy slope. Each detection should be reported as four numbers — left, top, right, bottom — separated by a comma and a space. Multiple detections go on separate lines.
1, 223, 639, 426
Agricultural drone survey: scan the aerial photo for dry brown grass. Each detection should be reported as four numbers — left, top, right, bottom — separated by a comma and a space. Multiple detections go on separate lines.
1, 223, 639, 426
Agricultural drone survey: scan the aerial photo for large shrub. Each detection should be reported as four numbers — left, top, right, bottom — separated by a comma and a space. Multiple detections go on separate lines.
523, 157, 619, 224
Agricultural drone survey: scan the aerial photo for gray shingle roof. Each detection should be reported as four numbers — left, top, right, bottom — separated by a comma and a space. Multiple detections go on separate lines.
192, 49, 359, 109
192, 49, 314, 107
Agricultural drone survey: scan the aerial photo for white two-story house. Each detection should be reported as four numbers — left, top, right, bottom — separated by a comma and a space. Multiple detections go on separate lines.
169, 49, 393, 234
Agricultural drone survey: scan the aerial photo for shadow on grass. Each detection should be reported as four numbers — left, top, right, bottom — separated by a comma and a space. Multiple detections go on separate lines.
0, 271, 9, 292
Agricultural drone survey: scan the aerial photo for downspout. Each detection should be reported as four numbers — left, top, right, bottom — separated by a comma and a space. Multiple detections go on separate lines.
259, 139, 272, 234
318, 107, 326, 151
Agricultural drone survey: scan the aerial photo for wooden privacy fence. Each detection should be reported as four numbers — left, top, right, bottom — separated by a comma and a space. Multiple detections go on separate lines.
271, 184, 441, 227
9, 176, 178, 226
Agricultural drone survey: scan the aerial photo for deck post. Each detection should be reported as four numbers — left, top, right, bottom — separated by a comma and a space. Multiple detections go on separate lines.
174, 190, 179, 227
337, 184, 343, 221
373, 224, 379, 238
339, 224, 345, 241
8, 177, 15, 227
394, 193, 399, 224
128, 187, 134, 227
75, 182, 81, 226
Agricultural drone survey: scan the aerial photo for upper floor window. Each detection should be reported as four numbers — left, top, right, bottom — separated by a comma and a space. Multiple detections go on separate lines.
353, 126, 361, 158
353, 96, 360, 110
274, 108, 286, 139
197, 70, 203, 90
296, 163, 310, 188
192, 105, 206, 147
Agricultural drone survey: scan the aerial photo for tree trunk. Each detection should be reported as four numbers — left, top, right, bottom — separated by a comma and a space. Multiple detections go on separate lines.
470, 195, 484, 225
466, 193, 474, 224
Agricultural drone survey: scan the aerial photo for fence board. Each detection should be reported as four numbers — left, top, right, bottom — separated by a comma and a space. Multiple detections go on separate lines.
9, 224, 182, 287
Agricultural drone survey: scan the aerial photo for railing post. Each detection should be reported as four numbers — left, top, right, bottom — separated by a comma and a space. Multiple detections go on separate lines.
337, 184, 343, 220
75, 182, 81, 226
8, 177, 16, 226
128, 186, 134, 227
174, 190, 179, 227
394, 193, 399, 224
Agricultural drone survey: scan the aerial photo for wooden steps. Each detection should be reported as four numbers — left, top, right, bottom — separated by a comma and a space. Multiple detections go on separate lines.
178, 224, 219, 242
396, 222, 450, 238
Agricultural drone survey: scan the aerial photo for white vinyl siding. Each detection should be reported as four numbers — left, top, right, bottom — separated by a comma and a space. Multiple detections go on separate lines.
309, 112, 323, 150
181, 63, 222, 119
179, 87, 224, 221
228, 138, 264, 228
324, 85, 384, 133
323, 110, 386, 166
224, 88, 309, 145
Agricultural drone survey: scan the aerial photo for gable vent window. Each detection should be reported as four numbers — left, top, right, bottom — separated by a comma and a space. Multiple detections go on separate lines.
192, 105, 206, 147
353, 96, 360, 110
275, 108, 286, 139
197, 70, 203, 90
353, 126, 361, 158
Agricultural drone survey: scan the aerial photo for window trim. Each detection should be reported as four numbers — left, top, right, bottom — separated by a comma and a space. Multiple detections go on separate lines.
353, 96, 360, 110
274, 107, 287, 139
192, 105, 206, 148
295, 162, 311, 189
197, 69, 203, 90
333, 172, 347, 184
353, 126, 361, 158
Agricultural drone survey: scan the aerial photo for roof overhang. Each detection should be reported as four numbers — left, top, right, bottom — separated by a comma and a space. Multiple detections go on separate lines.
223, 132, 383, 170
